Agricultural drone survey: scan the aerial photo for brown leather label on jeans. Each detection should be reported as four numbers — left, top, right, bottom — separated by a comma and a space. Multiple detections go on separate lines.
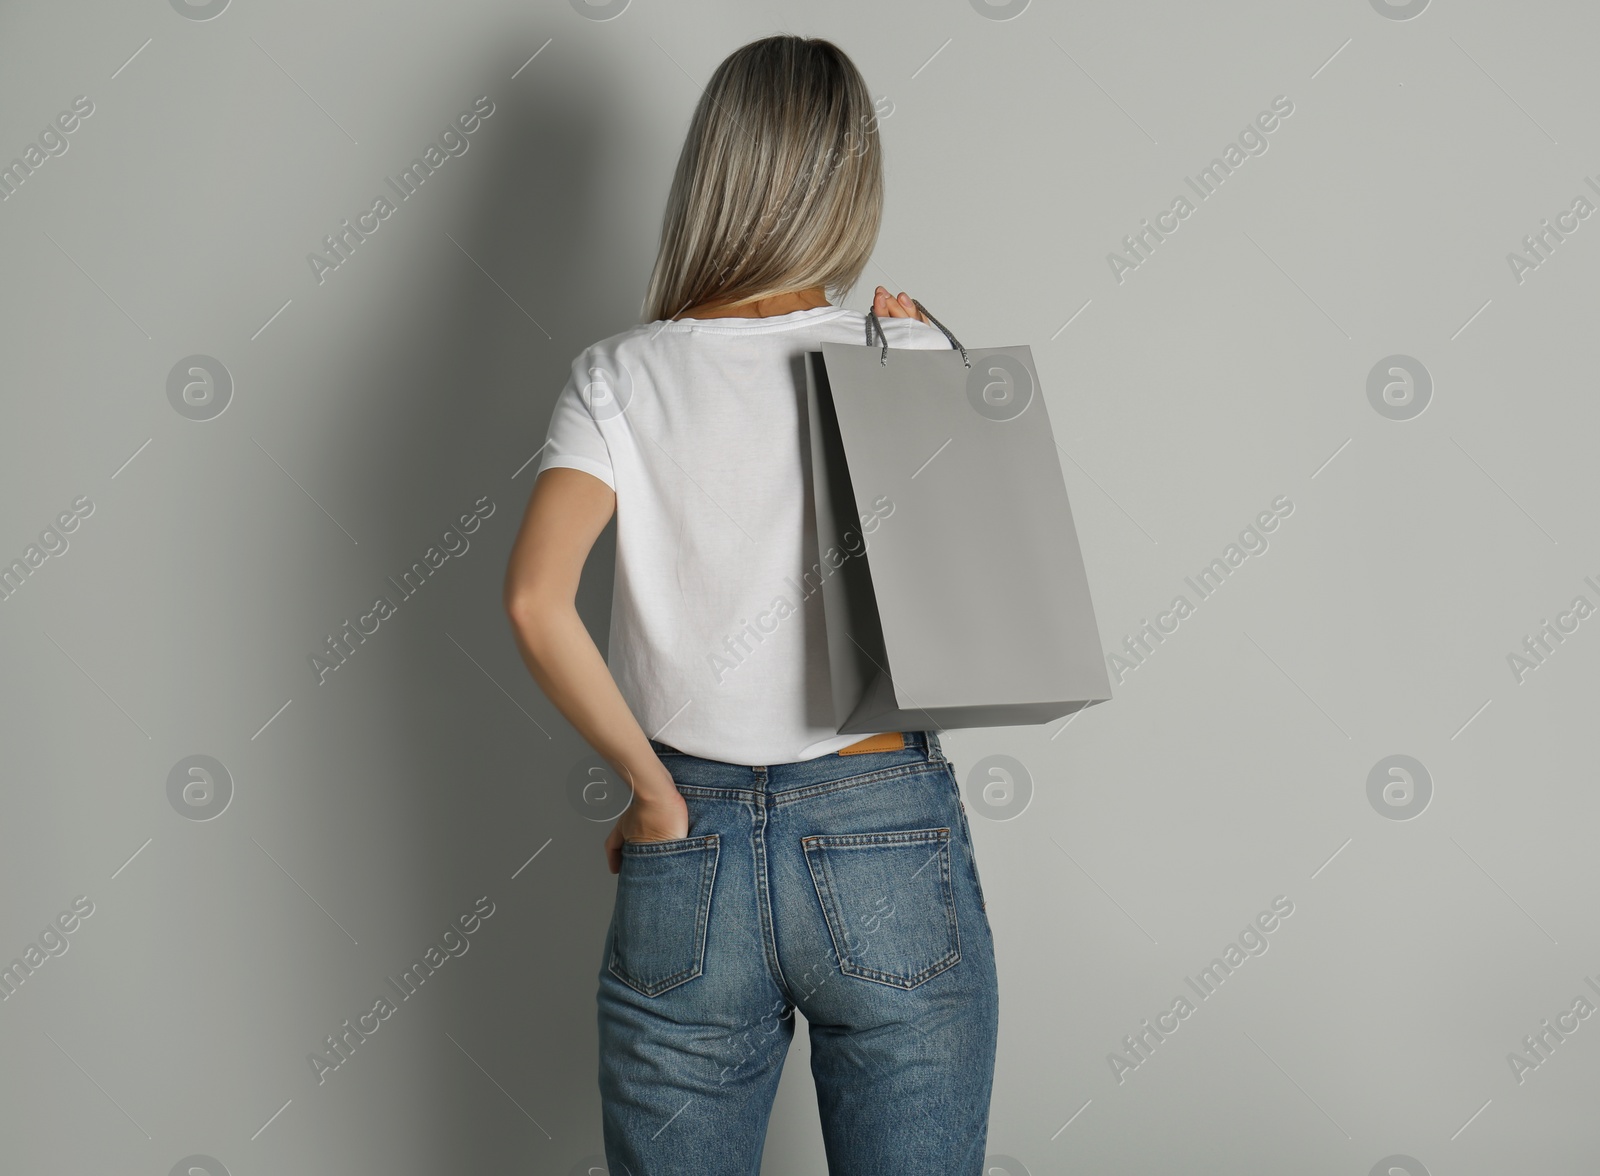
837, 732, 906, 755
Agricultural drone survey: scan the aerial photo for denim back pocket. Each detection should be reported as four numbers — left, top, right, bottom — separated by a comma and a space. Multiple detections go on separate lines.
608, 834, 720, 998
802, 828, 960, 990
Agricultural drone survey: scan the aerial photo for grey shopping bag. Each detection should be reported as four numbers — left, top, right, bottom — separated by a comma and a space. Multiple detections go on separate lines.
802, 304, 1112, 734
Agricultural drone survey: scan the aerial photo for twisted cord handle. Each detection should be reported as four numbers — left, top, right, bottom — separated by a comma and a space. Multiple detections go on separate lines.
864, 300, 970, 368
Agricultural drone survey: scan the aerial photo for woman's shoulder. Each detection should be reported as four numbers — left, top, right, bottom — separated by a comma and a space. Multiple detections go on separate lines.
573, 320, 657, 360
557, 321, 667, 383
566, 307, 945, 366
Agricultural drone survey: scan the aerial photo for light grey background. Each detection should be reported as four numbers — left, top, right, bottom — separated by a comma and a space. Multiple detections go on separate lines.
2, 1, 1596, 1173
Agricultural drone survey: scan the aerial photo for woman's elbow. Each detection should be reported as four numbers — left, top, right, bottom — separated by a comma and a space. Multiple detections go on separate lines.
504, 585, 544, 627
503, 577, 568, 631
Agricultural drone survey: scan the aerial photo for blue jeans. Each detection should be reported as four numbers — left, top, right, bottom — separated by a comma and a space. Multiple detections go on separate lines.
596, 731, 999, 1175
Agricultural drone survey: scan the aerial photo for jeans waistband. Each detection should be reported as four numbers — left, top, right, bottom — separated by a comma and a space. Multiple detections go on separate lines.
647, 730, 940, 771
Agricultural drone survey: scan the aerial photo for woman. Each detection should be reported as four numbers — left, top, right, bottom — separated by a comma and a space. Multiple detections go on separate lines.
502, 34, 998, 1176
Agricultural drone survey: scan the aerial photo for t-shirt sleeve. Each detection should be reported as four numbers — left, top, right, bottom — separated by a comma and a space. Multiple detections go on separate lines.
534, 351, 616, 491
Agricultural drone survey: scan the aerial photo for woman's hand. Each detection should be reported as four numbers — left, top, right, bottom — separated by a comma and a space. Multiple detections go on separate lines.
603, 761, 689, 874
873, 285, 932, 323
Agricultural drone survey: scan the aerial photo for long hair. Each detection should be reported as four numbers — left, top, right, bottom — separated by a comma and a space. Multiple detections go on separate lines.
641, 35, 884, 323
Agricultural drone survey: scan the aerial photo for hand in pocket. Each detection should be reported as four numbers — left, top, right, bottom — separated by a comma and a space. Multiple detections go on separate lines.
604, 761, 689, 874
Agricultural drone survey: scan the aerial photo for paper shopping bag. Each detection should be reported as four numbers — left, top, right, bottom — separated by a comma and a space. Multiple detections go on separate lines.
802, 310, 1112, 734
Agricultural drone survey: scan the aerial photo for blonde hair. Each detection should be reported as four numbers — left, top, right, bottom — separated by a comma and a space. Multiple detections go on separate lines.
641, 35, 884, 323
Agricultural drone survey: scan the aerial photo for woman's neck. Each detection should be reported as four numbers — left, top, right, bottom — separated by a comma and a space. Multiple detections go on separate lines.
675, 286, 830, 320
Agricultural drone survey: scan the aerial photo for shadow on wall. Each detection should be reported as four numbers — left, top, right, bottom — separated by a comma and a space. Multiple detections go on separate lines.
303, 68, 635, 1168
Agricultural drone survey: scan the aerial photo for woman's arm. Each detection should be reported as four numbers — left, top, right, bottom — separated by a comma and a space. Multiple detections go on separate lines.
502, 466, 688, 873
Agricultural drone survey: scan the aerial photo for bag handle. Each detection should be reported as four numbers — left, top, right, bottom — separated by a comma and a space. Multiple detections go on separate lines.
865, 299, 970, 368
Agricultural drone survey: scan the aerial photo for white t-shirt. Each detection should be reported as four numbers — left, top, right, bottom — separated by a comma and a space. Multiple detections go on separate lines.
534, 304, 953, 766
